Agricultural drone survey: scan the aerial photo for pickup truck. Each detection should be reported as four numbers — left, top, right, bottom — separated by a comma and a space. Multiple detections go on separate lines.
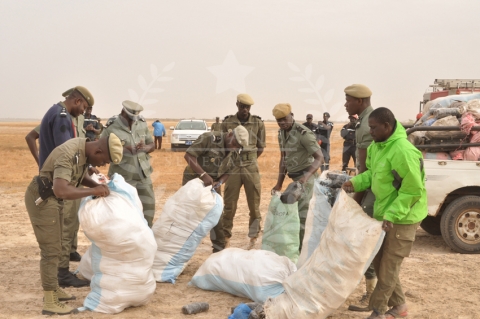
407, 124, 480, 254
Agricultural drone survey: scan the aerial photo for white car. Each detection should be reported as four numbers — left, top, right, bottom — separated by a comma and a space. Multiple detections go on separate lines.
170, 119, 210, 151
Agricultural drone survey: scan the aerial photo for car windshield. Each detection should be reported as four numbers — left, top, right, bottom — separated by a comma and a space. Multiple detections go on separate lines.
175, 121, 206, 130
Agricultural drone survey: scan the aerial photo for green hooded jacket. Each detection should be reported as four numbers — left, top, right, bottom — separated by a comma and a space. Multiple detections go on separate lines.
351, 121, 427, 224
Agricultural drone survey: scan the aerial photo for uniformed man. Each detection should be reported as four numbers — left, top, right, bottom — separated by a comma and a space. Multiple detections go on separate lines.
271, 103, 324, 250
101, 100, 156, 227
182, 126, 249, 252
221, 93, 266, 249
38, 86, 94, 288
211, 117, 222, 132
316, 112, 334, 171
341, 114, 358, 172
343, 83, 377, 312
302, 114, 317, 132
83, 105, 101, 141
25, 133, 123, 315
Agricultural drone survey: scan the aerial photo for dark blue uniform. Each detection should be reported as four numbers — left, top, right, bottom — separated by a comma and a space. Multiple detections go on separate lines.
39, 103, 75, 169
83, 114, 100, 141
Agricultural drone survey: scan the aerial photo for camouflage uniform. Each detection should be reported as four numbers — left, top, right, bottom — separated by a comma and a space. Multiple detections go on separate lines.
102, 115, 155, 227
182, 131, 234, 252
221, 114, 266, 239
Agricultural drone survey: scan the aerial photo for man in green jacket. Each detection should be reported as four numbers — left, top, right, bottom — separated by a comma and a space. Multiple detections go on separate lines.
342, 107, 427, 319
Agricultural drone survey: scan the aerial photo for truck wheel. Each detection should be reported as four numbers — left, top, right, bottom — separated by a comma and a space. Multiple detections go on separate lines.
440, 196, 480, 254
420, 215, 441, 236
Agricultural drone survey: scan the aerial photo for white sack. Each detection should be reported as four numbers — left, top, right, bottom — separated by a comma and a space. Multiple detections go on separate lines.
264, 190, 384, 319
152, 178, 223, 283
296, 172, 333, 268
78, 173, 157, 314
76, 246, 93, 281
189, 248, 297, 303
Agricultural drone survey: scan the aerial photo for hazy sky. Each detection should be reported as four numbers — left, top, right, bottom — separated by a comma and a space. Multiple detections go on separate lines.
1, 0, 479, 121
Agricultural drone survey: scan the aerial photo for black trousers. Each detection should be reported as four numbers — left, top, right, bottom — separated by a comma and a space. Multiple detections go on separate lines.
342, 144, 356, 171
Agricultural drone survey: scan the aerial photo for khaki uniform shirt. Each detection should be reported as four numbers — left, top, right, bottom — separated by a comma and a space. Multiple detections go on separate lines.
101, 116, 154, 181
355, 105, 374, 169
278, 121, 321, 173
211, 122, 222, 132
39, 138, 88, 189
185, 131, 234, 179
73, 114, 86, 138
221, 113, 266, 166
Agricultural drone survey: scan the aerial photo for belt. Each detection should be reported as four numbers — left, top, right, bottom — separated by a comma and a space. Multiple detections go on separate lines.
240, 152, 257, 161
287, 168, 308, 179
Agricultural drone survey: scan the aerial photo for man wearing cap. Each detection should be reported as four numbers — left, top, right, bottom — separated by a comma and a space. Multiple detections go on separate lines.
102, 100, 156, 227
152, 119, 166, 150
182, 126, 249, 252
271, 103, 324, 249
38, 86, 94, 288
83, 105, 101, 141
211, 117, 222, 132
341, 115, 358, 172
344, 83, 378, 312
221, 93, 266, 249
302, 114, 317, 132
316, 112, 334, 171
25, 133, 123, 315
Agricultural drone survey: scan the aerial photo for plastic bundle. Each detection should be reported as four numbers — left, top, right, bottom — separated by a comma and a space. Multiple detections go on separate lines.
433, 108, 460, 119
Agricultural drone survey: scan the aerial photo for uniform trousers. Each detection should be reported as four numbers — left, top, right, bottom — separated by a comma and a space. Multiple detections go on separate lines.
292, 171, 318, 251
369, 222, 419, 314
222, 162, 262, 239
58, 199, 80, 268
25, 179, 63, 291
342, 144, 356, 172
127, 178, 155, 227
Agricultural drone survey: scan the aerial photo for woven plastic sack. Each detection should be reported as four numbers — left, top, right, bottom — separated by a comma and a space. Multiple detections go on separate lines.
262, 193, 300, 263
264, 190, 384, 319
425, 115, 464, 140
189, 248, 297, 303
78, 173, 157, 314
296, 172, 333, 268
152, 178, 223, 283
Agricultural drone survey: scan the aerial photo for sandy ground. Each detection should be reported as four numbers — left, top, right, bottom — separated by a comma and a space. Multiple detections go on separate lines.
0, 120, 479, 319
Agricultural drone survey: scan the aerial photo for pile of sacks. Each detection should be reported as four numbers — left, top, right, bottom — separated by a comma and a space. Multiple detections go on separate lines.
410, 93, 480, 161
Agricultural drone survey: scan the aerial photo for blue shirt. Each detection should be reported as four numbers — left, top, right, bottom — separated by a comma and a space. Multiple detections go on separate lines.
152, 121, 166, 137
39, 103, 75, 169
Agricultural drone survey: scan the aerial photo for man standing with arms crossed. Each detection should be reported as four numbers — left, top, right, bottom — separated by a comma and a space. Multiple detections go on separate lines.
271, 103, 324, 250
222, 94, 266, 249
342, 107, 427, 319
343, 84, 377, 312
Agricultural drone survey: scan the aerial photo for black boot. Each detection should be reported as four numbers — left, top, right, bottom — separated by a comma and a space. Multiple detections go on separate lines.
58, 267, 90, 288
69, 252, 82, 262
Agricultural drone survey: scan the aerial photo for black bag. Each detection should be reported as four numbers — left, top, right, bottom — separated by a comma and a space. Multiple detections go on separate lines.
35, 176, 55, 200
280, 181, 304, 204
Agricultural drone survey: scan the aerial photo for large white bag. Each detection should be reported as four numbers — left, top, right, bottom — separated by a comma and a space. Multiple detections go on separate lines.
152, 178, 223, 283
78, 173, 157, 314
264, 190, 384, 319
189, 248, 297, 303
296, 173, 333, 269
76, 246, 93, 280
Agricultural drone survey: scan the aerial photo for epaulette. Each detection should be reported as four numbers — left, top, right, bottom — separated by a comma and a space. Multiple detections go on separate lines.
296, 125, 307, 135
105, 115, 118, 128
224, 115, 233, 121
60, 106, 67, 118
252, 115, 263, 121
139, 115, 146, 122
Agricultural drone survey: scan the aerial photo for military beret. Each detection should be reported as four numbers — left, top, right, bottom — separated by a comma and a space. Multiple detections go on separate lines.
107, 133, 123, 164
62, 86, 95, 107
306, 114, 313, 119
344, 84, 372, 98
233, 125, 249, 148
323, 112, 330, 117
272, 103, 292, 120
122, 100, 144, 120
237, 93, 254, 106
